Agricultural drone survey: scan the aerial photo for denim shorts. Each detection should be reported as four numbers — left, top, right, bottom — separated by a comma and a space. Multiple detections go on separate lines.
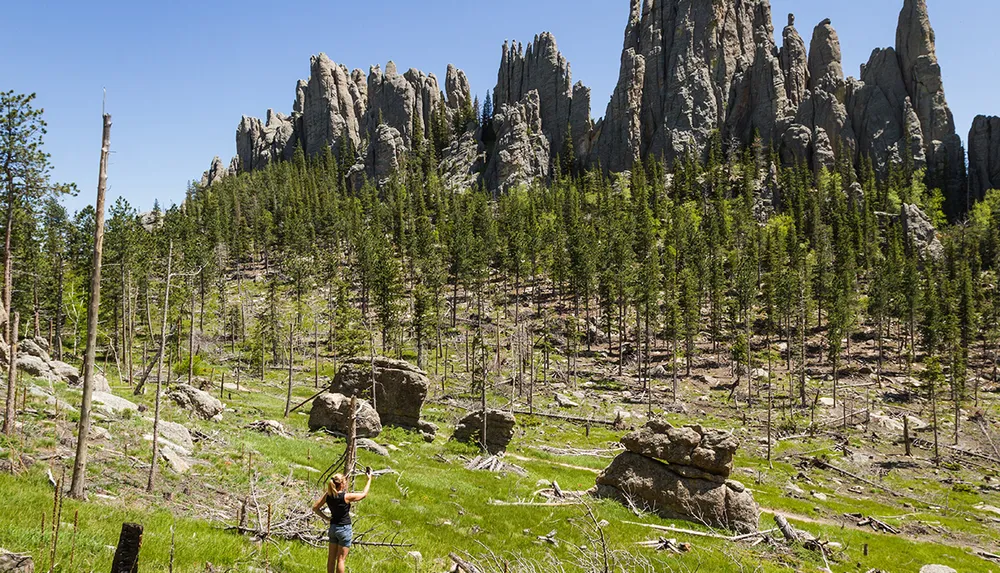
329, 523, 353, 547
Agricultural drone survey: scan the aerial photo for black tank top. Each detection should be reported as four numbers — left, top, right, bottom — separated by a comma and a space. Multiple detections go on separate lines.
326, 491, 351, 526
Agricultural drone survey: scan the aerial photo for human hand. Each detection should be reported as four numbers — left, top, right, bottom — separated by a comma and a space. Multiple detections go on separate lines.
365, 466, 373, 478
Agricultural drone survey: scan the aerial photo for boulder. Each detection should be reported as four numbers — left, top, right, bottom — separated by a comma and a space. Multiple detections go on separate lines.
451, 409, 516, 453
357, 438, 390, 457
595, 422, 760, 534
156, 420, 194, 452
168, 384, 224, 420
49, 361, 80, 385
308, 393, 382, 438
0, 550, 33, 573
594, 452, 759, 534
160, 446, 191, 474
329, 357, 433, 435
19, 339, 50, 362
92, 391, 138, 416
620, 421, 738, 482
15, 355, 53, 380
555, 394, 579, 408
919, 566, 956, 573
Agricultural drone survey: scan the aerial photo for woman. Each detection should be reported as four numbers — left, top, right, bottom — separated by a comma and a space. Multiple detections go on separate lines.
313, 467, 373, 573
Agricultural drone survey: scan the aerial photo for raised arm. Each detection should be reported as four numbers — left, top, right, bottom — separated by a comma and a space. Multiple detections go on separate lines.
312, 493, 331, 522
345, 468, 373, 503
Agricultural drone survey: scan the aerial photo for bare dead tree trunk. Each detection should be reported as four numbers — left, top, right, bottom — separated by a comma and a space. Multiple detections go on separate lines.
147, 241, 173, 493
284, 321, 293, 417
187, 277, 196, 386
2, 313, 18, 435
69, 113, 111, 498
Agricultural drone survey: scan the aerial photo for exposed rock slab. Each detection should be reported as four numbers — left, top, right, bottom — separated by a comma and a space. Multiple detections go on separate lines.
0, 549, 33, 573
483, 90, 551, 192
901, 203, 943, 260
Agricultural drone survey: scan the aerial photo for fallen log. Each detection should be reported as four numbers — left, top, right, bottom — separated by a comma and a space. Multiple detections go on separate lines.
774, 514, 799, 543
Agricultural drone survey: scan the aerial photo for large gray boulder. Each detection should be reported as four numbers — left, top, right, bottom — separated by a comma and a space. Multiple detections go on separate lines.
168, 384, 224, 420
329, 357, 434, 437
93, 391, 138, 416
594, 452, 760, 534
451, 409, 516, 453
594, 421, 759, 534
0, 549, 33, 573
308, 393, 382, 438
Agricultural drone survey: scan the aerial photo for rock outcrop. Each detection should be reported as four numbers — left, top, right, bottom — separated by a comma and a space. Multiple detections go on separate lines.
494, 33, 589, 158
308, 393, 382, 438
483, 90, 551, 192
217, 0, 977, 211
901, 203, 944, 260
451, 409, 516, 453
168, 384, 224, 421
236, 110, 297, 172
593, 421, 760, 534
329, 357, 436, 439
237, 53, 471, 186
200, 156, 232, 187
969, 115, 1000, 202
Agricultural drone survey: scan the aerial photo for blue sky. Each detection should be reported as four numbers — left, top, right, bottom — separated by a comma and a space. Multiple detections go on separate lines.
2, 0, 995, 214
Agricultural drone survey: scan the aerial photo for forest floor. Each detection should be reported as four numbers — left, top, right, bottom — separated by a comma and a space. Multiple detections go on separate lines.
2, 275, 1000, 572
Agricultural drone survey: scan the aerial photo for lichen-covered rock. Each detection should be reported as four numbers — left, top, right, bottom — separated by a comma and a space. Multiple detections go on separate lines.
93, 391, 138, 416
483, 90, 551, 192
49, 361, 79, 385
308, 393, 382, 438
594, 452, 760, 534
168, 384, 224, 420
439, 128, 482, 192
329, 357, 433, 436
452, 409, 516, 453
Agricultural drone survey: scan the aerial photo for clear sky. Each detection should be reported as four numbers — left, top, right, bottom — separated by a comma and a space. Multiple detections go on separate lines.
2, 0, 995, 214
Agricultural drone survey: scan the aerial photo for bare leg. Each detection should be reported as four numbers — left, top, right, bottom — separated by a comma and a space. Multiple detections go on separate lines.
327, 544, 339, 573
337, 546, 350, 573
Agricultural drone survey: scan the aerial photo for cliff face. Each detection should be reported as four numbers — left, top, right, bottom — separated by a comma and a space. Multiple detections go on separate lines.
214, 0, 980, 212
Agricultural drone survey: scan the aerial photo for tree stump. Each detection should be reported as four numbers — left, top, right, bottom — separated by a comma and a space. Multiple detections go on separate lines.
110, 522, 142, 573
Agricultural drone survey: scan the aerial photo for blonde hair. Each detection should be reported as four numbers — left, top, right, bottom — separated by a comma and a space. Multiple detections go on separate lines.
326, 474, 346, 496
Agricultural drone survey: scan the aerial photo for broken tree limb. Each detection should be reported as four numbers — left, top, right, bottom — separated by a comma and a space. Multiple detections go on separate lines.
621, 520, 774, 541
288, 384, 333, 415
807, 457, 910, 499
512, 409, 616, 426
774, 514, 799, 543
449, 552, 481, 573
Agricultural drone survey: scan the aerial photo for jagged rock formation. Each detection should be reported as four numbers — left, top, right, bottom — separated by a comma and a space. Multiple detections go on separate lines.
969, 115, 1000, 202
236, 110, 297, 172
200, 156, 232, 187
593, 421, 760, 534
218, 0, 979, 211
483, 91, 551, 192
237, 54, 471, 184
494, 33, 591, 161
